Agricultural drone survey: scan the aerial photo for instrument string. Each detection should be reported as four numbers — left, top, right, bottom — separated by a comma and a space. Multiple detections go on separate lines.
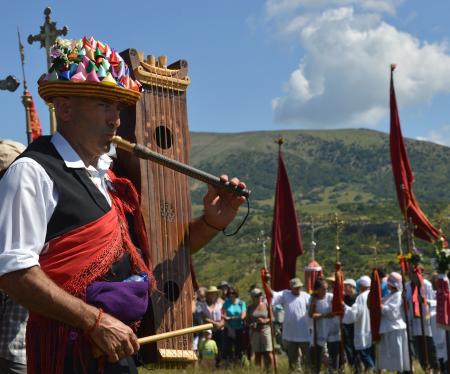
169, 67, 189, 352
162, 68, 179, 351
177, 75, 192, 351
151, 78, 168, 347
158, 77, 172, 351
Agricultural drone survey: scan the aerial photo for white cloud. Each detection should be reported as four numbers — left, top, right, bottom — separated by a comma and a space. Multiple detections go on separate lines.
267, 4, 450, 128
265, 0, 403, 18
417, 125, 450, 147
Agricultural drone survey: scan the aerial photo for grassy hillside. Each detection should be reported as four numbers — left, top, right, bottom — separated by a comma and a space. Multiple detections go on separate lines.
189, 129, 450, 297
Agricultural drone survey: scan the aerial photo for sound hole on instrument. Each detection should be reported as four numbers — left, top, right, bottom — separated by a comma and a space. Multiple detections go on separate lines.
163, 280, 180, 302
154, 126, 173, 150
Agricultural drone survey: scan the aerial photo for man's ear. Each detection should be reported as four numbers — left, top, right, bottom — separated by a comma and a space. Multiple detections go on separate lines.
52, 97, 73, 123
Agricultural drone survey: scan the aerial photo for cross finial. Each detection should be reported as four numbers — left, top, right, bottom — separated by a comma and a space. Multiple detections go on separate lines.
331, 213, 344, 262
28, 7, 68, 69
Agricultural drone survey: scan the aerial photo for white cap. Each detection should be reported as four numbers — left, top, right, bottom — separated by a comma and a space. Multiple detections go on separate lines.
358, 276, 371, 288
344, 278, 356, 288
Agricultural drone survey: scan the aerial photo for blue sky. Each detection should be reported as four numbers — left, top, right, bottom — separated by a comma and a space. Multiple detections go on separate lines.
2, 0, 450, 146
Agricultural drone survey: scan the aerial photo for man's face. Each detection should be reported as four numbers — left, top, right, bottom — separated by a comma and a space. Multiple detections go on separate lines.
67, 97, 122, 158
344, 284, 355, 296
291, 286, 301, 295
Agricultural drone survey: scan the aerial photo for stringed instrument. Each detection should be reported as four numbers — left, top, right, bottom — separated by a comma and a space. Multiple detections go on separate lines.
115, 48, 195, 366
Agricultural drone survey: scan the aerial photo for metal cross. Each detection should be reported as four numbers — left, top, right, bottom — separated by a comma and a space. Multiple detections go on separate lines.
27, 7, 68, 134
28, 7, 68, 70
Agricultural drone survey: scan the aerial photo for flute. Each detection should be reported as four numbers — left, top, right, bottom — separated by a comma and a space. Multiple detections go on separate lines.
112, 136, 250, 198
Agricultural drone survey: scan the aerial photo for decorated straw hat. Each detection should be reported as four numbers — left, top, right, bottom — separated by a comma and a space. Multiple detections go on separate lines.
38, 36, 141, 106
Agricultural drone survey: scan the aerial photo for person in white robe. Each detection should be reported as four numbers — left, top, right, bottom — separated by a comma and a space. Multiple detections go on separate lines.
405, 270, 439, 370
309, 277, 341, 373
343, 275, 375, 370
378, 272, 410, 372
430, 273, 448, 371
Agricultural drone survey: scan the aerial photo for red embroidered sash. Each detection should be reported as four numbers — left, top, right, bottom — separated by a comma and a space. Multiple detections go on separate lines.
27, 172, 153, 374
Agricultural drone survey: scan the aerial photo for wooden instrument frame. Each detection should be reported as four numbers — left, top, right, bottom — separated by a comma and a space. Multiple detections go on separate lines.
115, 48, 196, 366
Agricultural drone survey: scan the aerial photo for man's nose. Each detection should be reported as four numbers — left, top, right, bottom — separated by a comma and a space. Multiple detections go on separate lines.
107, 108, 121, 128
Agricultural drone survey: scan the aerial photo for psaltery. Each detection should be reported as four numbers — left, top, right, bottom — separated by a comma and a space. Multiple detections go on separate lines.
113, 48, 201, 366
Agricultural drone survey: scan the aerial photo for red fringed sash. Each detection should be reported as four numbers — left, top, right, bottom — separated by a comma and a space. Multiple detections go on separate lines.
27, 171, 153, 374
332, 263, 345, 316
368, 268, 382, 342
411, 265, 428, 319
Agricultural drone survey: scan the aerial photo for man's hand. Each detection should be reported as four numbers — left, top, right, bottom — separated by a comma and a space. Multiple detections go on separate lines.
189, 175, 247, 253
89, 313, 139, 362
203, 175, 247, 230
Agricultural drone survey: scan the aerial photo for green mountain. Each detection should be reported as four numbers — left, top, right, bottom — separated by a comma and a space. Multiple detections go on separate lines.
189, 129, 450, 296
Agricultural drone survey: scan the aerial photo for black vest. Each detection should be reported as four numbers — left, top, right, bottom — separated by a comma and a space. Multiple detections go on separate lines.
18, 136, 111, 242
18, 136, 132, 280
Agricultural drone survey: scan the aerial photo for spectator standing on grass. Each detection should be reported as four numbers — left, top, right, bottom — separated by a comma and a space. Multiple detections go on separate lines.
217, 281, 230, 304
198, 330, 218, 370
193, 287, 207, 352
201, 286, 224, 367
246, 287, 274, 370
222, 287, 247, 365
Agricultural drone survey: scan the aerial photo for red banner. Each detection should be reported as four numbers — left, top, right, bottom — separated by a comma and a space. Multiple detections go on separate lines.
270, 146, 303, 291
389, 65, 445, 245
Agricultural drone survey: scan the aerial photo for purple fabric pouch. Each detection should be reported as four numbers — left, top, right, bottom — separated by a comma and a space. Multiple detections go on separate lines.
86, 273, 149, 324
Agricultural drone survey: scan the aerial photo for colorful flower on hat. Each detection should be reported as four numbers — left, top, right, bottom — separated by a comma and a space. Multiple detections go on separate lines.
44, 36, 141, 92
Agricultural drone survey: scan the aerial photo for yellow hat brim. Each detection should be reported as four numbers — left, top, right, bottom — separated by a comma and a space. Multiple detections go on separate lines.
38, 80, 141, 107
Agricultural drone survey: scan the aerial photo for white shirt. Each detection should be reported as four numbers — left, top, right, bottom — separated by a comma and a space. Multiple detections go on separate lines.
343, 289, 372, 349
405, 279, 434, 336
310, 292, 340, 346
0, 133, 112, 276
272, 290, 310, 342
379, 291, 407, 334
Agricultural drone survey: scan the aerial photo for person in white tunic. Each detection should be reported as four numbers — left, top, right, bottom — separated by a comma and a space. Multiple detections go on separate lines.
343, 275, 375, 370
405, 271, 439, 370
430, 273, 448, 371
271, 277, 311, 372
309, 277, 341, 373
378, 272, 410, 372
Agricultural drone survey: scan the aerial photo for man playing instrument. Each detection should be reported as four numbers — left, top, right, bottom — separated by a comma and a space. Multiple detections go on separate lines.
0, 36, 246, 374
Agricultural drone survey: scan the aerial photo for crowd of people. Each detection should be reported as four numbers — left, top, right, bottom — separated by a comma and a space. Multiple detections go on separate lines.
193, 267, 449, 373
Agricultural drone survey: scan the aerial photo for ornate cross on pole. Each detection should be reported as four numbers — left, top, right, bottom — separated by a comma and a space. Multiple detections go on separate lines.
332, 213, 344, 263
28, 7, 68, 134
369, 235, 381, 268
310, 216, 317, 261
257, 230, 269, 269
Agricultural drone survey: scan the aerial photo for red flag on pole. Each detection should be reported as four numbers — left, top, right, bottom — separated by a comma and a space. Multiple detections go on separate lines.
390, 65, 445, 245
368, 268, 382, 342
24, 90, 42, 141
331, 262, 345, 315
270, 143, 303, 291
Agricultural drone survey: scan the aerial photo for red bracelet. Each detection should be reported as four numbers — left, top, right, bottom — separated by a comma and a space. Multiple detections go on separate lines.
87, 308, 103, 335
